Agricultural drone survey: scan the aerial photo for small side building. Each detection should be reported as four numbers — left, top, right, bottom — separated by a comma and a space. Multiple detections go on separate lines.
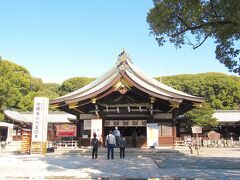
4, 110, 76, 142
0, 122, 14, 143
213, 110, 240, 140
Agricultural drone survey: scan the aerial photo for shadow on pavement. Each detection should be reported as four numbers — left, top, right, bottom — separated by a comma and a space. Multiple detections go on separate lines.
4, 148, 240, 179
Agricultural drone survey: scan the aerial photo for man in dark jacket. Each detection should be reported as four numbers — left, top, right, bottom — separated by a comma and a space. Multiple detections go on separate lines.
91, 133, 99, 159
119, 134, 126, 159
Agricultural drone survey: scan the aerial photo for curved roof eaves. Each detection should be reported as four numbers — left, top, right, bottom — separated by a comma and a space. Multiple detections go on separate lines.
4, 110, 31, 123
64, 72, 120, 103
4, 110, 74, 124
125, 70, 175, 99
51, 66, 118, 104
127, 61, 204, 102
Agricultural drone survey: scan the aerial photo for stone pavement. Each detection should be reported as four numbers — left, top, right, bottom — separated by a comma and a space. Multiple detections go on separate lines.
0, 148, 240, 179
0, 154, 160, 179
152, 148, 240, 180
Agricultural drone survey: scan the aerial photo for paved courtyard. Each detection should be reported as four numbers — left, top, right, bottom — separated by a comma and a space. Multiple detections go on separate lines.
0, 148, 240, 179
152, 148, 240, 179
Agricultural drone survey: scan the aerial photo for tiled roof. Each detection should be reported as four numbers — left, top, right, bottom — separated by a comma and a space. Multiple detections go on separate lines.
4, 110, 76, 124
213, 110, 240, 123
0, 122, 14, 127
50, 50, 204, 105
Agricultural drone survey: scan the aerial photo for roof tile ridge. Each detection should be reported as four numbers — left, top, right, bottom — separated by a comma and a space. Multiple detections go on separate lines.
4, 110, 29, 122
127, 61, 203, 100
124, 70, 175, 98
215, 110, 240, 112
65, 72, 120, 101
52, 66, 119, 102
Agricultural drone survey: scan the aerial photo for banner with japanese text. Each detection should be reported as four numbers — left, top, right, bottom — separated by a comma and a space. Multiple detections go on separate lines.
31, 97, 49, 154
91, 119, 102, 140
147, 123, 158, 147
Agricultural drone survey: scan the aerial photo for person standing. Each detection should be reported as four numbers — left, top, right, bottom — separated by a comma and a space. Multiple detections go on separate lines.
105, 130, 116, 159
112, 127, 120, 147
119, 134, 126, 159
91, 133, 99, 159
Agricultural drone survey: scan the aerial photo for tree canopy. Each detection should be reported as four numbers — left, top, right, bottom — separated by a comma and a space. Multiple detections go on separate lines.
0, 59, 97, 121
0, 60, 60, 120
0, 60, 38, 119
184, 103, 218, 128
147, 0, 240, 74
157, 72, 240, 110
156, 72, 240, 127
58, 77, 95, 96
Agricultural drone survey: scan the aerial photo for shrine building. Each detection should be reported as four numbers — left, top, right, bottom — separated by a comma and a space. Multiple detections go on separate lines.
50, 50, 204, 147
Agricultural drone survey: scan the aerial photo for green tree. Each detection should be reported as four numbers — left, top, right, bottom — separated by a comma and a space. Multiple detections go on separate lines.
156, 73, 239, 128
0, 59, 59, 120
38, 83, 60, 99
18, 92, 38, 111
147, 0, 240, 74
0, 60, 39, 120
184, 103, 218, 128
157, 72, 240, 110
37, 83, 61, 111
58, 77, 95, 96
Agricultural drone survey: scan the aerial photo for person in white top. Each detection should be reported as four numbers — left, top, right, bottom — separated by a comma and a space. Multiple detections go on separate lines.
112, 127, 120, 147
105, 130, 116, 159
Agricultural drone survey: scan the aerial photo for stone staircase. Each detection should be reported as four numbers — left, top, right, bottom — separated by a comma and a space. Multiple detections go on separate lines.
52, 147, 185, 155
1, 141, 191, 155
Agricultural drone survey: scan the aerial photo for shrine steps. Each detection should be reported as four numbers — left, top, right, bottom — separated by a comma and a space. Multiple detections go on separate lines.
52, 147, 187, 155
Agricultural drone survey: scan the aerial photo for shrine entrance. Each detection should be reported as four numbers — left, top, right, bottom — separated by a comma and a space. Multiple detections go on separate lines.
50, 50, 204, 147
103, 119, 147, 148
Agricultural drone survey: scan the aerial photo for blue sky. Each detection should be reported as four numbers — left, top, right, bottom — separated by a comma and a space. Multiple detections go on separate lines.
0, 1, 236, 84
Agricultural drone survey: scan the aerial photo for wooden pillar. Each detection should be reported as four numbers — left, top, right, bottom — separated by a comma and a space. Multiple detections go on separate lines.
172, 122, 177, 144
76, 115, 82, 139
101, 118, 104, 147
172, 110, 179, 146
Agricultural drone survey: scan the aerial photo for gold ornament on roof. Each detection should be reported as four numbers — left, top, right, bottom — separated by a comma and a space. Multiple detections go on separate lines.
91, 98, 97, 104
69, 102, 78, 109
169, 101, 180, 108
117, 49, 132, 63
113, 78, 132, 94
150, 97, 156, 103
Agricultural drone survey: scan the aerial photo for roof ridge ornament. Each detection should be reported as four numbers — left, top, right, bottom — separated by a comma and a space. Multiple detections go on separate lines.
117, 49, 132, 64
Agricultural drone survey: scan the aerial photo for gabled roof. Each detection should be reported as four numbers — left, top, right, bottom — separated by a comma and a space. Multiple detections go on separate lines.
4, 110, 76, 124
213, 110, 240, 123
50, 50, 204, 107
0, 122, 14, 127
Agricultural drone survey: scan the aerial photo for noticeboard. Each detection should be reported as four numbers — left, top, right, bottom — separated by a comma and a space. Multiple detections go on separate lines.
192, 126, 202, 134
21, 129, 31, 154
56, 124, 76, 137
147, 123, 158, 147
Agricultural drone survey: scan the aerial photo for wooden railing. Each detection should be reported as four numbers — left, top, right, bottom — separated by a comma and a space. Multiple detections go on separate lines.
48, 140, 79, 149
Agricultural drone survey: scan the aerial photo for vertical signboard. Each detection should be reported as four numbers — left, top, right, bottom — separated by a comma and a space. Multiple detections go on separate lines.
31, 97, 49, 154
147, 123, 158, 148
6, 123, 14, 143
192, 126, 202, 156
91, 119, 102, 140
